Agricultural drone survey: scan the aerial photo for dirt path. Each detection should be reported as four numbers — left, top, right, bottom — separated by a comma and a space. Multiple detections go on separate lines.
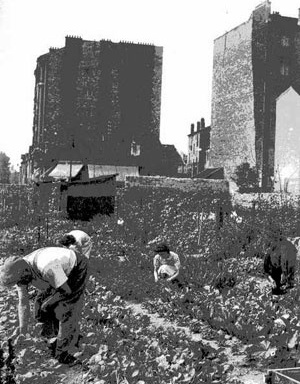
126, 300, 265, 384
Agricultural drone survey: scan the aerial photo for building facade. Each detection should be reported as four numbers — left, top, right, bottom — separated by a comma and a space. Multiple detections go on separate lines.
187, 118, 211, 177
210, 1, 300, 191
21, 36, 182, 183
274, 86, 300, 192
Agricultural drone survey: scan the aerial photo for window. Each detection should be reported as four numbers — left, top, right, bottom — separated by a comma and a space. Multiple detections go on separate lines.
86, 89, 94, 98
280, 57, 289, 76
280, 62, 289, 76
281, 36, 290, 47
131, 141, 140, 156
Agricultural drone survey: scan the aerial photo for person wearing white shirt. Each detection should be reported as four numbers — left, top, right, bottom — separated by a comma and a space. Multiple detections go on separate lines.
0, 247, 88, 366
153, 243, 181, 283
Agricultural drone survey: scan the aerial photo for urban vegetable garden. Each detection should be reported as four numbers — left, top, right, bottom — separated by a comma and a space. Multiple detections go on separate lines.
1, 187, 300, 383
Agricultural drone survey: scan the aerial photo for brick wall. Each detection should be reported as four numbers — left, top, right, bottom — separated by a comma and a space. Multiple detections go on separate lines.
44, 49, 64, 158
26, 37, 164, 178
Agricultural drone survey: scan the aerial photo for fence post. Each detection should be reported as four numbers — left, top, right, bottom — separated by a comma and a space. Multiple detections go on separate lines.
46, 215, 49, 241
216, 202, 224, 231
37, 216, 41, 245
197, 205, 204, 246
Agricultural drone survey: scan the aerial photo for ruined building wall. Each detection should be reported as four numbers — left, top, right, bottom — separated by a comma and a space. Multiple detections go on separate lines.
274, 87, 300, 193
32, 48, 64, 171
252, 9, 300, 189
210, 17, 256, 180
29, 36, 163, 173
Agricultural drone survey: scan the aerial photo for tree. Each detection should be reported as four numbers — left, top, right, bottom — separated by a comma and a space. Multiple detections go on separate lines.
9, 166, 19, 184
232, 162, 260, 193
0, 152, 11, 184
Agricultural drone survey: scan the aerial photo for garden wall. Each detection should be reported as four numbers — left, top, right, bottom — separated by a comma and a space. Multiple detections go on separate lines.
232, 192, 300, 209
125, 176, 229, 193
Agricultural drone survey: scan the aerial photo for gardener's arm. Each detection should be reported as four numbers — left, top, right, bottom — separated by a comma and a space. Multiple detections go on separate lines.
153, 255, 159, 282
16, 284, 31, 335
168, 269, 179, 282
168, 253, 180, 281
267, 275, 276, 288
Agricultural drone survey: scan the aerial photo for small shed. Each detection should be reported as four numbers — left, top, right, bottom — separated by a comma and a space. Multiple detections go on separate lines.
42, 161, 117, 220
63, 175, 116, 220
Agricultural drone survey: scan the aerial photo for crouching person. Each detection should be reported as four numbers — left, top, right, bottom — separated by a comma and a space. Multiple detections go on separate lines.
264, 230, 296, 294
0, 247, 88, 366
59, 229, 92, 259
153, 243, 181, 284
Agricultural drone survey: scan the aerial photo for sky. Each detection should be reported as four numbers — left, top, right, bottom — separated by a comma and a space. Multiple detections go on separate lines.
0, 0, 299, 168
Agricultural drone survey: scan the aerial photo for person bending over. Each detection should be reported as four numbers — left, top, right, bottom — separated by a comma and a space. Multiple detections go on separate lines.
264, 229, 296, 294
0, 246, 88, 366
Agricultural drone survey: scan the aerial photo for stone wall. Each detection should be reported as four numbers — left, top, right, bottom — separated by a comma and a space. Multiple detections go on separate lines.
210, 17, 256, 179
125, 176, 229, 193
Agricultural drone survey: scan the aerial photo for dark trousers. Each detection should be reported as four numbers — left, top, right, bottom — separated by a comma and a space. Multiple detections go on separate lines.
270, 266, 282, 290
35, 252, 88, 356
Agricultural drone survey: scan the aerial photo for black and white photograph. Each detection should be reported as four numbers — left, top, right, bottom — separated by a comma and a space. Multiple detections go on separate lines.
1, 0, 300, 383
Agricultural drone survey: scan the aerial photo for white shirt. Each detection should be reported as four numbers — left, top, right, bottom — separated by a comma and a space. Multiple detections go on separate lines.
153, 251, 181, 272
24, 247, 77, 289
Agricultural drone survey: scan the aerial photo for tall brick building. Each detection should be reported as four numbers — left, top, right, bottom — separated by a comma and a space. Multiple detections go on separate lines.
21, 36, 182, 183
210, 1, 300, 191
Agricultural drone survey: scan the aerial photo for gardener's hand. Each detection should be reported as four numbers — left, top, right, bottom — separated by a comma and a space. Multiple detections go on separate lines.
41, 292, 62, 312
41, 300, 52, 313
268, 277, 277, 289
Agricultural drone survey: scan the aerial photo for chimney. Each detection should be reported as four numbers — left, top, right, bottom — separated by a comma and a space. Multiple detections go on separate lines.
191, 124, 195, 134
201, 118, 205, 128
253, 0, 271, 23
197, 122, 201, 132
